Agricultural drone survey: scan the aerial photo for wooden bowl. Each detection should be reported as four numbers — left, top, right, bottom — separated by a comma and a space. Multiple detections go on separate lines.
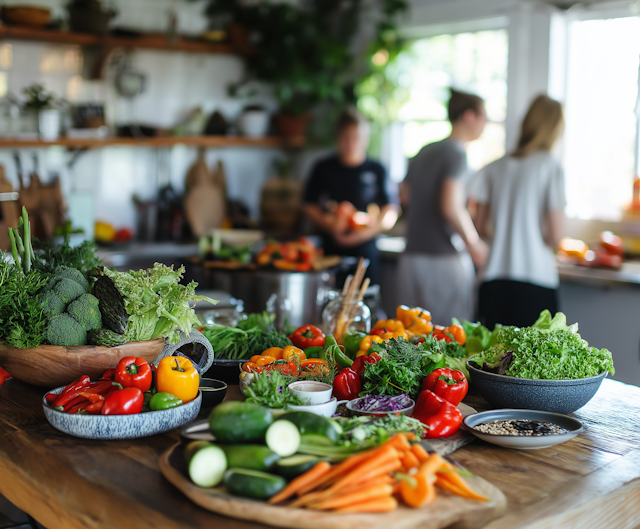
0, 339, 165, 388
1, 6, 51, 27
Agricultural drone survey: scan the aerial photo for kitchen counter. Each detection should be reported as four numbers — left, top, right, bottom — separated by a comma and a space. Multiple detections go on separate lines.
1, 379, 640, 529
97, 242, 199, 269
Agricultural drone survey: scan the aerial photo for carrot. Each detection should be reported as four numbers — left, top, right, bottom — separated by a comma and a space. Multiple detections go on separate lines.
387, 434, 411, 452
403, 432, 417, 441
400, 472, 436, 508
411, 443, 430, 463
419, 453, 445, 478
436, 460, 488, 501
401, 450, 420, 471
436, 474, 489, 502
268, 461, 331, 504
296, 450, 373, 495
309, 484, 394, 510
291, 476, 393, 508
329, 457, 402, 493
329, 446, 398, 487
333, 496, 398, 514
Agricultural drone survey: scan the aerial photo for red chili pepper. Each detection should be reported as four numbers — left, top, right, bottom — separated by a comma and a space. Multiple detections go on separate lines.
422, 368, 468, 406
288, 325, 325, 349
86, 401, 104, 414
333, 367, 361, 401
66, 401, 91, 414
52, 375, 91, 408
101, 387, 144, 415
56, 394, 88, 412
114, 357, 152, 392
351, 353, 381, 378
413, 390, 463, 439
45, 392, 58, 403
0, 366, 12, 386
78, 392, 106, 404
100, 369, 116, 381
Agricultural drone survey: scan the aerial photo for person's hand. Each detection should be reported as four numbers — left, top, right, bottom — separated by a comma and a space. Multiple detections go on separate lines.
468, 239, 490, 268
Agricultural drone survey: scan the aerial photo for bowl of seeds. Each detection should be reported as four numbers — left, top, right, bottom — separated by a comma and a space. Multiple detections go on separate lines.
463, 409, 585, 449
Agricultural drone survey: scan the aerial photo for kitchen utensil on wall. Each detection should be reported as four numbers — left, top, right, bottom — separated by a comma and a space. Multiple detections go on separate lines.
183, 151, 225, 237
0, 166, 19, 251
0, 6, 50, 27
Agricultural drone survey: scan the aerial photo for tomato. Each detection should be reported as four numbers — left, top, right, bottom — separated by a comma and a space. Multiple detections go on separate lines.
243, 361, 257, 372
432, 332, 453, 343
445, 325, 466, 345
600, 231, 624, 257
433, 325, 446, 333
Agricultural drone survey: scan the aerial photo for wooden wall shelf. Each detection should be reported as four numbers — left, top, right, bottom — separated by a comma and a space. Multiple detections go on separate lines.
0, 136, 305, 149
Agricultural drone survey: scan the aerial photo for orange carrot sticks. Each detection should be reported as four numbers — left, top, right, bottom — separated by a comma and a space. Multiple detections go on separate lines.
268, 461, 331, 505
333, 496, 398, 514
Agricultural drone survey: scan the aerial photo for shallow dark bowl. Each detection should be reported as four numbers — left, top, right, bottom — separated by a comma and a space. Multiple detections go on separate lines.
199, 378, 227, 409
203, 358, 243, 385
466, 356, 608, 414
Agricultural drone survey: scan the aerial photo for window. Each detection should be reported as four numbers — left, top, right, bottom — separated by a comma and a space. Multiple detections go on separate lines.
563, 16, 640, 221
398, 30, 509, 171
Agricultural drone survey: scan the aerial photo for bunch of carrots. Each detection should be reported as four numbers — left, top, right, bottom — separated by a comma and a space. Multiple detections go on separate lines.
268, 433, 488, 513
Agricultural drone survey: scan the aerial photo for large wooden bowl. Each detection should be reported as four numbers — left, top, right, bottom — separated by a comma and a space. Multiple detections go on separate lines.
0, 339, 165, 388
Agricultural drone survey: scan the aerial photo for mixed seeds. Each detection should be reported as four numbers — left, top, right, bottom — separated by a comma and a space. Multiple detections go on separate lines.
474, 419, 568, 436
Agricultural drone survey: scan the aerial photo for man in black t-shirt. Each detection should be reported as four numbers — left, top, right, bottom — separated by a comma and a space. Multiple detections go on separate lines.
303, 109, 399, 284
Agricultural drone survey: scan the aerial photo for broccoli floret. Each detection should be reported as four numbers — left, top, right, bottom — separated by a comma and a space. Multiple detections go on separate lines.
45, 314, 87, 346
41, 276, 61, 293
38, 290, 66, 317
51, 277, 85, 304
67, 294, 102, 331
54, 266, 89, 293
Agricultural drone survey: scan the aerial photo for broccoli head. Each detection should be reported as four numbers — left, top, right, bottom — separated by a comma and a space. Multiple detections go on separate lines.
45, 314, 87, 346
67, 294, 102, 331
54, 266, 90, 293
38, 290, 66, 317
51, 277, 85, 304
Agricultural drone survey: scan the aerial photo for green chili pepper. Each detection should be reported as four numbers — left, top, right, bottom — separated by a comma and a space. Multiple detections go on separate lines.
149, 392, 183, 411
304, 346, 324, 359
334, 346, 354, 369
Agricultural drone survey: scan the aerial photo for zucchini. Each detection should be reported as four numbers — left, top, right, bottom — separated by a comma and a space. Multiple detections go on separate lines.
221, 445, 280, 472
184, 441, 227, 488
276, 412, 340, 443
223, 468, 286, 500
265, 420, 300, 457
209, 401, 273, 443
275, 455, 320, 480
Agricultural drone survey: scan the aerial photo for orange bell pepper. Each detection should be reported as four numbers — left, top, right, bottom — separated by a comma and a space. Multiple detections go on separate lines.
283, 345, 306, 362
357, 335, 384, 356
262, 347, 284, 360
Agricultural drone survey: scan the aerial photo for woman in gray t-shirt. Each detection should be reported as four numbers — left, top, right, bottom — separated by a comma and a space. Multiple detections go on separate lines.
471, 95, 565, 328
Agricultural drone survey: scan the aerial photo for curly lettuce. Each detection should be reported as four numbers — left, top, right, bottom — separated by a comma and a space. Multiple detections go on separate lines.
103, 264, 217, 344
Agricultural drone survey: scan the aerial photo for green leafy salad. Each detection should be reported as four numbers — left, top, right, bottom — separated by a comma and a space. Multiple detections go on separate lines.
469, 310, 614, 380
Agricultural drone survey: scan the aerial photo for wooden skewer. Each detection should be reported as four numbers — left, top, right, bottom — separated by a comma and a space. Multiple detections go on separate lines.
335, 258, 368, 341
342, 275, 353, 296
346, 277, 370, 323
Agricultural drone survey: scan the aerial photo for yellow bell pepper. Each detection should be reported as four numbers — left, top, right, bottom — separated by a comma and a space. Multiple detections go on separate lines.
262, 347, 284, 360
156, 356, 200, 403
356, 335, 384, 357
282, 345, 306, 362
396, 305, 433, 335
372, 319, 408, 339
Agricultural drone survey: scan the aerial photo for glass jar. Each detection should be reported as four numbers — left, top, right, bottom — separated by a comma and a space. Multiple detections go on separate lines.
322, 295, 371, 341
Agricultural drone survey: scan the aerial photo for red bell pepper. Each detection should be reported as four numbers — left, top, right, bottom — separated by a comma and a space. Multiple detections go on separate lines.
351, 353, 381, 377
0, 366, 12, 386
101, 387, 144, 415
115, 357, 152, 392
333, 367, 361, 401
413, 390, 463, 439
422, 368, 468, 406
52, 375, 91, 408
289, 325, 325, 349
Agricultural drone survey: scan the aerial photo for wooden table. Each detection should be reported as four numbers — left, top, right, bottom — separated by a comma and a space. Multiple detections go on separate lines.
1, 379, 640, 529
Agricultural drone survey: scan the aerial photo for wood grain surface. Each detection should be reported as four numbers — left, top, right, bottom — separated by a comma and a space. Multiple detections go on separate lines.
0, 339, 165, 387
159, 443, 506, 529
0, 379, 639, 529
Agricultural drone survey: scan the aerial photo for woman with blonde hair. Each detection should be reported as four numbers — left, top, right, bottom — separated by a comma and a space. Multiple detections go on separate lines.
471, 95, 566, 328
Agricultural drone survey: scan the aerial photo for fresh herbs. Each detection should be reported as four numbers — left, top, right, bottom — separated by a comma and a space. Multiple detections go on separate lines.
34, 235, 103, 277
360, 338, 444, 399
244, 370, 304, 409
0, 257, 48, 348
336, 414, 427, 444
470, 313, 615, 380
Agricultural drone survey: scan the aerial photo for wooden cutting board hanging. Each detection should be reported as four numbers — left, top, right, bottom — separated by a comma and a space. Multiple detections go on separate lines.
183, 150, 226, 237
0, 165, 19, 251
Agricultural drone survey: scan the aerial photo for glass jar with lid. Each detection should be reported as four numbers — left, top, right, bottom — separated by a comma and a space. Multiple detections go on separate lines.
322, 294, 371, 342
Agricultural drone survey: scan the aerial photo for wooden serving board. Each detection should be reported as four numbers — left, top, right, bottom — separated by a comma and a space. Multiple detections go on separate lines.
160, 443, 506, 529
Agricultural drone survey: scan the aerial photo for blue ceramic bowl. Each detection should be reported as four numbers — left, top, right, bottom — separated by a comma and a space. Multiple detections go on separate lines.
43, 387, 202, 440
466, 356, 608, 414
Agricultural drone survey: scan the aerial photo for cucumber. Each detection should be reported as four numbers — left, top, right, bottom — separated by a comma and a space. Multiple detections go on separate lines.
223, 468, 286, 500
209, 401, 273, 443
265, 420, 300, 457
276, 412, 340, 443
275, 455, 320, 480
184, 441, 227, 488
221, 445, 280, 472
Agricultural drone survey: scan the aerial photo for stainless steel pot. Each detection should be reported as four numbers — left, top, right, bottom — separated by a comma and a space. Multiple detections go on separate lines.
205, 268, 335, 328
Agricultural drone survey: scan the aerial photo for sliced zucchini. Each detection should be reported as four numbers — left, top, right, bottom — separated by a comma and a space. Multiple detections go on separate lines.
265, 420, 300, 457
224, 468, 286, 500
184, 441, 227, 488
275, 455, 320, 480
276, 412, 340, 443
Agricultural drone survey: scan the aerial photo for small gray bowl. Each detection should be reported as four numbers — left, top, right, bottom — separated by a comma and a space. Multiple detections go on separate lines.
43, 387, 202, 440
466, 356, 608, 414
463, 409, 584, 449
199, 378, 227, 409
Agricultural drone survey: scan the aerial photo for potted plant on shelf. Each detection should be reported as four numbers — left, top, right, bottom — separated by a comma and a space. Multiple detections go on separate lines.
196, 0, 408, 141
23, 84, 64, 141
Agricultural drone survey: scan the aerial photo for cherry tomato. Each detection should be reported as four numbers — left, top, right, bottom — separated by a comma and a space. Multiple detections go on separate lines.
445, 325, 466, 345
432, 332, 453, 343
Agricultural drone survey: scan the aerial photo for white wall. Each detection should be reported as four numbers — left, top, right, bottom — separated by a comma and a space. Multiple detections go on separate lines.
0, 0, 288, 237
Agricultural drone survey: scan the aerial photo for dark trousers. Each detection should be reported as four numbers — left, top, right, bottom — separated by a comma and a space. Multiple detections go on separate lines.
478, 279, 559, 329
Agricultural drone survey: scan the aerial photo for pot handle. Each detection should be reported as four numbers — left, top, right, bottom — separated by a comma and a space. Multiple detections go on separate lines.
153, 329, 214, 374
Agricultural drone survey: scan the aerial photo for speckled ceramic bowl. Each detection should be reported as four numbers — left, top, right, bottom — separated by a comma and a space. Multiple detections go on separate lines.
43, 387, 202, 440
466, 357, 608, 414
